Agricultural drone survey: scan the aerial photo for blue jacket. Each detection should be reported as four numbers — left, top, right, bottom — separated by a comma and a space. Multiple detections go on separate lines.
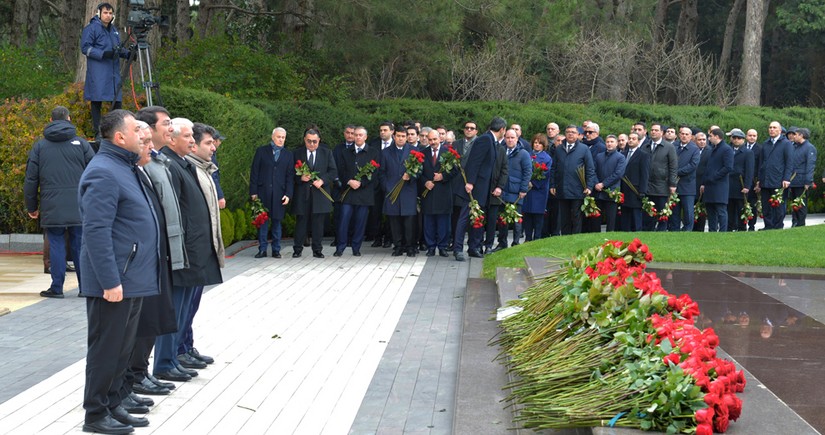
701, 141, 734, 204
250, 143, 295, 220
790, 140, 817, 187
759, 136, 793, 189
380, 143, 419, 216
501, 145, 532, 204
549, 141, 596, 200
523, 151, 552, 214
594, 150, 627, 201
81, 16, 128, 102
728, 146, 754, 200
674, 142, 700, 196
583, 136, 607, 162
78, 141, 160, 298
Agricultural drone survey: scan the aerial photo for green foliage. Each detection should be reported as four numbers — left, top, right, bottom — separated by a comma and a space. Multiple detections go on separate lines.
156, 35, 304, 101
219, 208, 235, 248
0, 43, 71, 100
778, 0, 825, 33
281, 213, 296, 238
233, 208, 251, 240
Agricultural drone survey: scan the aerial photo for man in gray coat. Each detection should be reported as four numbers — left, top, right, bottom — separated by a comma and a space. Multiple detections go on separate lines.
24, 106, 95, 298
642, 123, 678, 231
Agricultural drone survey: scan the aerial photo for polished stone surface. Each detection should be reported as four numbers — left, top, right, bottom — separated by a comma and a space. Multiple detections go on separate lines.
655, 269, 825, 434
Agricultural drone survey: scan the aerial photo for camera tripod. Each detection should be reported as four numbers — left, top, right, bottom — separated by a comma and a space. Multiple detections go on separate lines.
127, 29, 162, 106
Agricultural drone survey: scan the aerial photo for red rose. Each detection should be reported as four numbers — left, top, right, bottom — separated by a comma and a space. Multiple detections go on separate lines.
695, 423, 713, 435
644, 252, 653, 262
695, 407, 714, 425
663, 353, 680, 366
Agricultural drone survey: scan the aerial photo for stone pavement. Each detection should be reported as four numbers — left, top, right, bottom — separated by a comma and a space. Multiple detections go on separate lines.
0, 243, 476, 434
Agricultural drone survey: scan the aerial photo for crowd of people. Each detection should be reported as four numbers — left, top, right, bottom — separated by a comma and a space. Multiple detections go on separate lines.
251, 117, 818, 263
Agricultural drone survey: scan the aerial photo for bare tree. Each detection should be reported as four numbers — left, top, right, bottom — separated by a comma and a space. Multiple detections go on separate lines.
449, 36, 538, 102
718, 0, 745, 79
674, 0, 698, 48
738, 0, 769, 105
354, 56, 420, 100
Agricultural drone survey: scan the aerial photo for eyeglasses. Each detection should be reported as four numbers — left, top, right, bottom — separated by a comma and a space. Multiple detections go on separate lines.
584, 131, 596, 135
305, 139, 319, 144
464, 126, 477, 130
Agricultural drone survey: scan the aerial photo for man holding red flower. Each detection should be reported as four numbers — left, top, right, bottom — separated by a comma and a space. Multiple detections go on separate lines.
335, 126, 380, 256
292, 129, 337, 258
249, 127, 294, 258
379, 128, 419, 256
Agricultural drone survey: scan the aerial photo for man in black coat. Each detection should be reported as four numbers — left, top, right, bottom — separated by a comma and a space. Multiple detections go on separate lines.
726, 129, 754, 231
24, 106, 95, 298
744, 129, 761, 231
250, 127, 295, 258
421, 131, 456, 257
330, 125, 355, 247
450, 120, 478, 247
335, 126, 380, 256
642, 123, 677, 231
293, 129, 337, 258
154, 118, 223, 383
620, 133, 651, 232
692, 132, 712, 232
549, 124, 596, 235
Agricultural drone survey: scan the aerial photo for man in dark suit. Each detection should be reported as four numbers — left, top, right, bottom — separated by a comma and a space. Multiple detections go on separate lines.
620, 133, 650, 232
788, 127, 817, 227
330, 125, 355, 247
632, 122, 652, 149
549, 124, 596, 235
485, 132, 509, 252
453, 117, 504, 261
336, 126, 380, 256
293, 129, 337, 258
250, 127, 295, 258
725, 129, 754, 231
593, 135, 626, 232
380, 128, 418, 256
701, 128, 734, 232
450, 120, 478, 248
369, 121, 395, 247
692, 132, 711, 232
744, 129, 761, 230
642, 123, 677, 231
79, 109, 160, 434
669, 126, 700, 231
421, 130, 455, 257
756, 121, 793, 230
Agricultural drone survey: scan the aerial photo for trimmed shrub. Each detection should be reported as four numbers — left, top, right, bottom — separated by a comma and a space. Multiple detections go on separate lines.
219, 208, 235, 248
233, 208, 251, 241
0, 43, 72, 100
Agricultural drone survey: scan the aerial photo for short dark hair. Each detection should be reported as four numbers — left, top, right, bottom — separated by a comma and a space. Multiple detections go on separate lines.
565, 124, 579, 132
406, 125, 419, 134
136, 106, 171, 129
97, 2, 114, 13
531, 133, 548, 149
634, 121, 647, 129
463, 120, 477, 128
709, 127, 725, 140
344, 124, 356, 131
100, 109, 135, 141
489, 117, 507, 132
50, 106, 70, 121
304, 128, 320, 138
379, 121, 394, 131
192, 122, 215, 145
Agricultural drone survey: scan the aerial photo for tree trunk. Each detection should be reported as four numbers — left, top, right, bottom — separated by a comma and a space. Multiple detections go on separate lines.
652, 0, 670, 47
674, 0, 698, 47
11, 0, 29, 47
75, 0, 100, 83
176, 0, 190, 43
719, 0, 745, 79
738, 0, 769, 106
26, 0, 42, 45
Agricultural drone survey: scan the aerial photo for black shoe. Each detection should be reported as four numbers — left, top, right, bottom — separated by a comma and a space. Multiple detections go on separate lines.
426, 249, 435, 257
330, 240, 338, 247
512, 241, 520, 246
174, 362, 198, 377
407, 250, 416, 257
111, 405, 149, 428
353, 251, 362, 257
391, 249, 403, 257
492, 244, 506, 252
292, 251, 302, 258
333, 250, 343, 257
468, 249, 484, 258
418, 242, 427, 251
303, 239, 311, 247
382, 240, 392, 248
439, 249, 449, 257
133, 378, 170, 396
128, 392, 153, 407
447, 242, 453, 250
313, 252, 325, 258
371, 239, 383, 247
120, 395, 150, 414
44, 266, 50, 274
82, 415, 134, 434
189, 348, 214, 364
40, 289, 64, 299
154, 369, 190, 382
177, 353, 207, 369
454, 252, 466, 262
146, 373, 175, 390
254, 251, 267, 258
272, 252, 282, 258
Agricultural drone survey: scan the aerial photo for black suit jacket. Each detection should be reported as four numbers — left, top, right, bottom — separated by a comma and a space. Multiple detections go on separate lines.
249, 143, 295, 220
292, 146, 337, 215
421, 145, 455, 214
460, 131, 496, 206
621, 147, 651, 209
339, 144, 380, 206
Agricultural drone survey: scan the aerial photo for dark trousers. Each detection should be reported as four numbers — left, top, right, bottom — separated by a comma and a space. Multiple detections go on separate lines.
388, 214, 415, 251
154, 285, 195, 373
642, 195, 668, 231
706, 202, 728, 232
727, 198, 745, 231
178, 285, 204, 355
127, 336, 155, 387
522, 213, 544, 241
90, 100, 122, 138
621, 206, 643, 232
746, 190, 760, 230
84, 296, 142, 423
761, 188, 787, 230
790, 187, 808, 227
258, 218, 282, 253
558, 198, 583, 235
338, 204, 369, 252
669, 195, 695, 231
543, 197, 560, 237
450, 204, 463, 245
453, 203, 469, 252
294, 213, 325, 254
423, 214, 450, 249
596, 199, 618, 232
497, 204, 523, 245
45, 226, 82, 294
484, 204, 501, 248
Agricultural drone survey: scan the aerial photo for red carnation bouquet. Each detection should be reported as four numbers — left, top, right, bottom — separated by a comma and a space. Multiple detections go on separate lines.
581, 195, 601, 218
341, 159, 380, 201
531, 157, 549, 181
388, 150, 425, 204
250, 197, 269, 229
500, 201, 523, 225
295, 160, 334, 202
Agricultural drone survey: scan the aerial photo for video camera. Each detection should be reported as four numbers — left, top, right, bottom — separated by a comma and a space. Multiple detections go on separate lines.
126, 0, 168, 41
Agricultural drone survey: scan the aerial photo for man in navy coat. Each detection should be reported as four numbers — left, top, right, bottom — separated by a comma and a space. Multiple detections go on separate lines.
620, 133, 650, 232
380, 128, 418, 256
335, 127, 380, 256
593, 135, 626, 232
669, 126, 700, 231
787, 127, 817, 227
756, 121, 793, 230
421, 131, 455, 257
701, 128, 734, 232
550, 124, 596, 235
250, 128, 295, 258
79, 109, 160, 434
726, 129, 754, 231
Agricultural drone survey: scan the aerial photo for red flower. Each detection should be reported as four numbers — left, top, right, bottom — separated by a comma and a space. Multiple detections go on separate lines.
695, 407, 714, 425
695, 423, 713, 435
295, 160, 303, 169
370, 160, 380, 168
663, 353, 680, 366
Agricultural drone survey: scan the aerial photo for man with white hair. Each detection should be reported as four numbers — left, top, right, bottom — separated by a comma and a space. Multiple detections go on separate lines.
250, 127, 294, 258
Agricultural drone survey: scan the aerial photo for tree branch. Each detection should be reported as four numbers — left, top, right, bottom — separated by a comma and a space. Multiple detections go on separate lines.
204, 4, 321, 25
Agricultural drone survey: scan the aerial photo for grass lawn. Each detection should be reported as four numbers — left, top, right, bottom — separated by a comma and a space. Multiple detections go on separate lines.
481, 224, 825, 279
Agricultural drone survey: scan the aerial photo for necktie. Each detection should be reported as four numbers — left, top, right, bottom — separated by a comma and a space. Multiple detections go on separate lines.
432, 148, 438, 166
273, 147, 281, 163
309, 151, 315, 169
628, 148, 634, 159
507, 148, 512, 157
567, 143, 573, 153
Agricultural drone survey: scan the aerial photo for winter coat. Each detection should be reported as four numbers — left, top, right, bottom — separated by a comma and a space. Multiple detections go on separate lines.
701, 141, 734, 204
594, 150, 627, 201
80, 16, 128, 102
24, 120, 94, 227
144, 151, 187, 271
185, 153, 226, 268
339, 144, 380, 206
759, 136, 793, 189
549, 141, 596, 200
380, 143, 418, 216
789, 140, 817, 187
501, 145, 532, 204
420, 145, 455, 215
523, 150, 552, 214
645, 141, 678, 197
674, 142, 700, 196
728, 146, 754, 200
250, 143, 295, 220
621, 147, 651, 209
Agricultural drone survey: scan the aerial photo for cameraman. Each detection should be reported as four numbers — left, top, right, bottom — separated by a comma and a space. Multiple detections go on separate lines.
81, 2, 130, 138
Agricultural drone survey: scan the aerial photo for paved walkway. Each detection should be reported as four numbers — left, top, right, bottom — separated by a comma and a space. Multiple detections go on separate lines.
0, 244, 475, 434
